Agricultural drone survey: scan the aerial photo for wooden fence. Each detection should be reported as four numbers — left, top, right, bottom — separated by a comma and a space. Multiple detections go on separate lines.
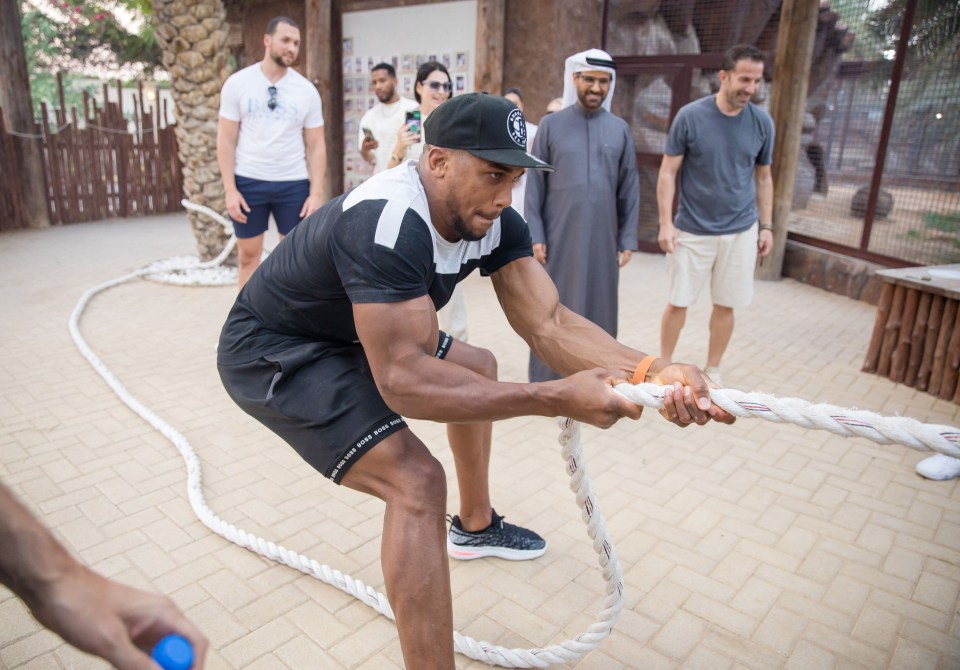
0, 76, 182, 228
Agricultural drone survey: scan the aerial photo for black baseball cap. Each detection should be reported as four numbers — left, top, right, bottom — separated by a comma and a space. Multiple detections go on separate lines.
424, 92, 554, 171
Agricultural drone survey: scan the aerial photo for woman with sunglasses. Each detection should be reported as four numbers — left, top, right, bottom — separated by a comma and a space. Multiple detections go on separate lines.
386, 61, 453, 170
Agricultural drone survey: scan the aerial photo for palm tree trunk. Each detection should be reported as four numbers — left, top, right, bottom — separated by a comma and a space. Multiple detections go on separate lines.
152, 0, 232, 261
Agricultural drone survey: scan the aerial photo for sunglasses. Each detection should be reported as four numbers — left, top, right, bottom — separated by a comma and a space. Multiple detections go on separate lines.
267, 86, 278, 111
421, 80, 452, 93
575, 74, 612, 87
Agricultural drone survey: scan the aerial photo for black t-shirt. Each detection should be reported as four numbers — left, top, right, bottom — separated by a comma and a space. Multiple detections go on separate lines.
218, 162, 533, 364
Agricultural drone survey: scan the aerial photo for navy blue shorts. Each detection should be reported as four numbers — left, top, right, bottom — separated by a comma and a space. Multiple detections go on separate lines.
218, 331, 454, 484
232, 176, 310, 238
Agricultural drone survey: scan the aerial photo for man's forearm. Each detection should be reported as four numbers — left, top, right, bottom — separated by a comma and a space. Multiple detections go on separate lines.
307, 144, 326, 196
656, 171, 676, 226
525, 304, 660, 378
216, 142, 237, 195
756, 172, 774, 225
0, 483, 75, 612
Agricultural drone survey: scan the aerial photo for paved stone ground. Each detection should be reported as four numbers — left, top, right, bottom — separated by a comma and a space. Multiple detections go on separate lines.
1, 214, 958, 669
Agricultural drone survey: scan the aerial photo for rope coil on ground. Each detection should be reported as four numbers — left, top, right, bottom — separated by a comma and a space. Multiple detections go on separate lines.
67, 202, 960, 667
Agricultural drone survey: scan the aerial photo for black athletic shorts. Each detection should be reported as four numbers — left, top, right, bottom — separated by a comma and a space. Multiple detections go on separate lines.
218, 331, 454, 484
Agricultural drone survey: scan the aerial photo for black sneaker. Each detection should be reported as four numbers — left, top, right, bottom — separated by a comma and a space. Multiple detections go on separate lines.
446, 510, 547, 561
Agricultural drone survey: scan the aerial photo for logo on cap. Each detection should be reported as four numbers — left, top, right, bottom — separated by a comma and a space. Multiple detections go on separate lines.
507, 108, 526, 148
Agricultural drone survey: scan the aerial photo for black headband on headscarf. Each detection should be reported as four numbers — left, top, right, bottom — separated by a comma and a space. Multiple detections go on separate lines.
585, 56, 617, 70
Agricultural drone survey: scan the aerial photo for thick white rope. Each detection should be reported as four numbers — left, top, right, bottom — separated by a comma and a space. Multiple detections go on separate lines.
67, 202, 960, 667
615, 384, 960, 458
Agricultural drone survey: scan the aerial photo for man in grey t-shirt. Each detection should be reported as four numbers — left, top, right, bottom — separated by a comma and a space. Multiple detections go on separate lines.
657, 44, 775, 386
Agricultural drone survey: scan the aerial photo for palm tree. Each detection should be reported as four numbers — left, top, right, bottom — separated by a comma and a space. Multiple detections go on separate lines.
152, 0, 232, 260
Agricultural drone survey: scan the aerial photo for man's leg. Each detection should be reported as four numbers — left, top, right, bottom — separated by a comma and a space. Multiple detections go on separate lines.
442, 339, 545, 560
231, 177, 271, 290
707, 224, 758, 375
341, 430, 454, 670
660, 304, 687, 361
662, 230, 712, 362
236, 235, 265, 290
272, 179, 311, 239
707, 305, 735, 368
444, 340, 495, 530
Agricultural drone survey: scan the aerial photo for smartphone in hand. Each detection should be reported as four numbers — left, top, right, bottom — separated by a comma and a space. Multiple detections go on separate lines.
405, 110, 422, 137
362, 127, 375, 142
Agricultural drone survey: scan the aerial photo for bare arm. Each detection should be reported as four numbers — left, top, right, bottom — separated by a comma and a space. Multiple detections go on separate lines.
755, 163, 774, 256
354, 295, 644, 428
0, 482, 208, 669
216, 117, 248, 223
657, 154, 683, 253
492, 257, 648, 378
491, 257, 736, 426
301, 126, 327, 217
386, 123, 419, 170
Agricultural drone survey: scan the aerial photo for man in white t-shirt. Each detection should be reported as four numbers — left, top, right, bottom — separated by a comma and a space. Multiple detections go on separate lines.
217, 16, 326, 289
503, 88, 538, 219
357, 63, 418, 174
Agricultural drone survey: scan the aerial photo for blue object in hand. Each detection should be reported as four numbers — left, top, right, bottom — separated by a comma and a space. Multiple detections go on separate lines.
151, 634, 194, 670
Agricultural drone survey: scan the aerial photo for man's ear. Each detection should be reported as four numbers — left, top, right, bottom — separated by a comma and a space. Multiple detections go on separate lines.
426, 146, 449, 177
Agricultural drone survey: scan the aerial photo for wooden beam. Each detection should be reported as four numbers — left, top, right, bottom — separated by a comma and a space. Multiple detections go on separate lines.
475, 0, 505, 94
757, 0, 820, 280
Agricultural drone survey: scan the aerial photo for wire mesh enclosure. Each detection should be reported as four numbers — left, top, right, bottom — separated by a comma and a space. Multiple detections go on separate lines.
603, 0, 959, 267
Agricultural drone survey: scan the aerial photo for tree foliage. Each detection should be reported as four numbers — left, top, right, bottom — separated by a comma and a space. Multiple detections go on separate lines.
869, 0, 960, 67
20, 0, 161, 113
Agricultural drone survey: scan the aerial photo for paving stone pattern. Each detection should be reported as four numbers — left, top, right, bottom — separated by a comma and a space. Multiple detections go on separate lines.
1, 215, 957, 668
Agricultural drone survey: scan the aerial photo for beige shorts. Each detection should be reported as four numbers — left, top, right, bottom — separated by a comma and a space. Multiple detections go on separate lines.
667, 223, 758, 308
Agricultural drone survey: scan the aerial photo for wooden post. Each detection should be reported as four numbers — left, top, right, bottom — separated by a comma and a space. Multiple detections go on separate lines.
890, 288, 919, 383
917, 295, 944, 392
863, 282, 893, 373
928, 299, 957, 397
0, 0, 50, 228
877, 284, 906, 378
905, 291, 932, 386
756, 0, 820, 280
305, 0, 342, 200
475, 0, 505, 94
940, 304, 960, 401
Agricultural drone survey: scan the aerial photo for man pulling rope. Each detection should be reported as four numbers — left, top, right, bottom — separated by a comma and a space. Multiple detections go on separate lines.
214, 92, 736, 669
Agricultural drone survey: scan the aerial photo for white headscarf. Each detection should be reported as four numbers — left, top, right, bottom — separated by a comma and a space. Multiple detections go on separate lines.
561, 48, 617, 112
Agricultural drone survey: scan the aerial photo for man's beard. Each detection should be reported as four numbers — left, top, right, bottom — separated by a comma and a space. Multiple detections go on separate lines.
579, 90, 605, 111
377, 85, 396, 103
272, 52, 291, 68
451, 215, 484, 242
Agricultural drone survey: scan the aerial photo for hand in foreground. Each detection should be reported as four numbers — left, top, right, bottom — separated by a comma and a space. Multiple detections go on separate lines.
32, 564, 208, 670
554, 368, 644, 428
653, 363, 736, 427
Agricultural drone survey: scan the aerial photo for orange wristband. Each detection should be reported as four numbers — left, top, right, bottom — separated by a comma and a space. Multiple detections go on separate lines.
631, 355, 658, 385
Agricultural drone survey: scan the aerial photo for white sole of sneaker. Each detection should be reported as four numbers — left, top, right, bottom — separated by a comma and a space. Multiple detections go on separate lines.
446, 539, 547, 561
